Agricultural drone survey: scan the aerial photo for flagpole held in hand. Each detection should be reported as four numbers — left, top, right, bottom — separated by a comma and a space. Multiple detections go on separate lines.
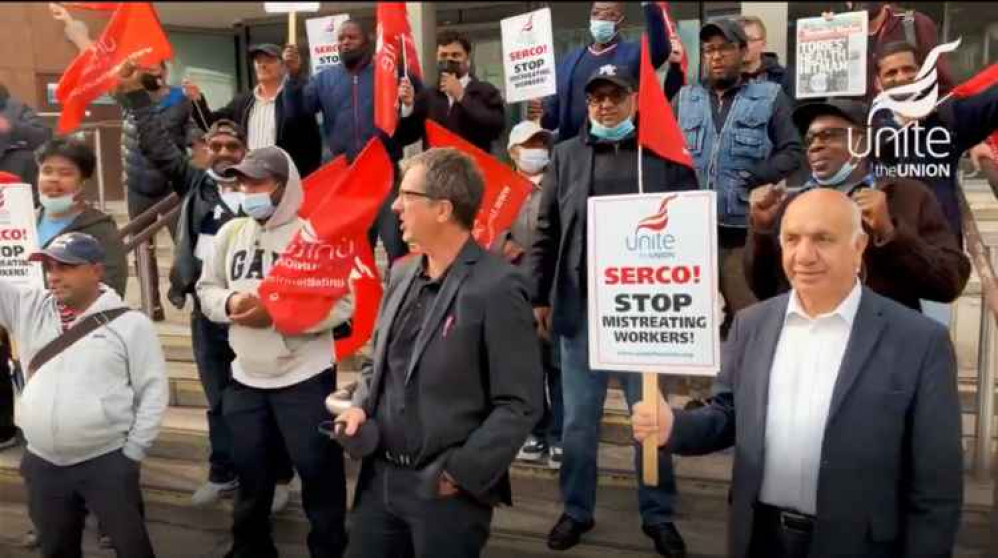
288, 11, 297, 46
636, 140, 659, 487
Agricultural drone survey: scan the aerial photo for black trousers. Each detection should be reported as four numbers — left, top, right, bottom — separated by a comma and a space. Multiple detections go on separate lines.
747, 504, 814, 558
223, 371, 347, 558
366, 184, 409, 265
346, 460, 494, 558
0, 332, 14, 441
20, 449, 155, 558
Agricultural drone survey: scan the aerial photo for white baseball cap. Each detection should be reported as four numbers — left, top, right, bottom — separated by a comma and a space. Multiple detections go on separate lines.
507, 120, 554, 150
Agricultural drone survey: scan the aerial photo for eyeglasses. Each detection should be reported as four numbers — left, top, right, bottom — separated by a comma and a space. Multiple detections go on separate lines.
586, 90, 629, 106
397, 189, 437, 203
702, 43, 739, 58
803, 127, 853, 148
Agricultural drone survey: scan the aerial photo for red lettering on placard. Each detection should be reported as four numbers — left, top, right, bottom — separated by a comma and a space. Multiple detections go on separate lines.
603, 266, 702, 285
509, 44, 548, 62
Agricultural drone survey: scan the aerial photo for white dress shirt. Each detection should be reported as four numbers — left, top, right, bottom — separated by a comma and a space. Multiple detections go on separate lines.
759, 281, 862, 515
247, 84, 280, 150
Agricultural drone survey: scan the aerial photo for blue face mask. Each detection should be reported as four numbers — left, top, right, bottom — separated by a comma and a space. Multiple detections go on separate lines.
242, 192, 276, 220
590, 19, 617, 44
40, 194, 75, 215
813, 158, 860, 187
590, 117, 635, 142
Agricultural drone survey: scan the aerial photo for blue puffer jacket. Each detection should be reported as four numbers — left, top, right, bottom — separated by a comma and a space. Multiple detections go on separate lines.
283, 57, 421, 163
120, 86, 195, 198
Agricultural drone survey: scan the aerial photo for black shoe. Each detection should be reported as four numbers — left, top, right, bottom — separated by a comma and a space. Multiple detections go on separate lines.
642, 523, 687, 558
547, 514, 594, 551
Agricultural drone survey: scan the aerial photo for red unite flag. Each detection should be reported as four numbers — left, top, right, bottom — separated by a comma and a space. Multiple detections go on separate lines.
638, 35, 693, 168
424, 121, 533, 249
374, 3, 423, 136
55, 2, 172, 133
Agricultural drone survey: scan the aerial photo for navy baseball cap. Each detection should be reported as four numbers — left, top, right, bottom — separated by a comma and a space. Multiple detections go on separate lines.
585, 63, 637, 93
248, 43, 282, 59
29, 232, 105, 266
700, 17, 748, 46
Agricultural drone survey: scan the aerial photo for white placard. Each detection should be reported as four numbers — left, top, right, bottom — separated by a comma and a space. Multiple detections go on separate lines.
305, 14, 350, 74
264, 2, 320, 13
0, 184, 44, 290
586, 191, 720, 376
795, 11, 868, 99
500, 8, 557, 104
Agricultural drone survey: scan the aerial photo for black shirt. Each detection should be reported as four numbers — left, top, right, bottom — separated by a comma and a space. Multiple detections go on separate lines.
376, 263, 446, 458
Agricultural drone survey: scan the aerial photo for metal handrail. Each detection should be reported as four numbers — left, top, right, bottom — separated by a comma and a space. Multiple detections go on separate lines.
118, 191, 182, 317
959, 159, 998, 482
119, 192, 179, 239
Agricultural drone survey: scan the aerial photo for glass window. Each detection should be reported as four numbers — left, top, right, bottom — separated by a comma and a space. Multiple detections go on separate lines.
944, 2, 998, 82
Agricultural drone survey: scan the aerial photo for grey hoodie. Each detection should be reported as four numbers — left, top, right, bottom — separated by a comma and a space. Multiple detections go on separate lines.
0, 283, 168, 466
197, 148, 354, 389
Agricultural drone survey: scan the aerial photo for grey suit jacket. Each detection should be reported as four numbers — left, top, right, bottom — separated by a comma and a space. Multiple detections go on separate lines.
669, 287, 963, 558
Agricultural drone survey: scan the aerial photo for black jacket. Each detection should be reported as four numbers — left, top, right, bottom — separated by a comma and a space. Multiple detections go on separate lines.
121, 87, 197, 198
0, 92, 51, 189
396, 76, 506, 153
122, 90, 236, 308
193, 88, 322, 178
352, 240, 543, 506
526, 125, 699, 337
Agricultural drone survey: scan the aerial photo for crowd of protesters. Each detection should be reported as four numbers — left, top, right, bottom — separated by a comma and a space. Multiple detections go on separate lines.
0, 2, 994, 558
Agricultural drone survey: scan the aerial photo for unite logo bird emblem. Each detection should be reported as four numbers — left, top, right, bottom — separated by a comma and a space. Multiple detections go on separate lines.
635, 195, 678, 233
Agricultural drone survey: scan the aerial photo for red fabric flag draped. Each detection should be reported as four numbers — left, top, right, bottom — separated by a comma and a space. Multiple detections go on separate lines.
638, 35, 693, 168
425, 121, 533, 249
259, 139, 392, 355
374, 3, 422, 136
951, 64, 998, 99
55, 2, 172, 133
658, 2, 687, 85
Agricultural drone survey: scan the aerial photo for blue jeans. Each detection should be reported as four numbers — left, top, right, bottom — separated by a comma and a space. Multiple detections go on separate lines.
559, 320, 678, 526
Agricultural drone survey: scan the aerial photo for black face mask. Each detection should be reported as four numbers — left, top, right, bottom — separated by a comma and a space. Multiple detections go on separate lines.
340, 47, 367, 69
141, 74, 163, 92
437, 60, 464, 78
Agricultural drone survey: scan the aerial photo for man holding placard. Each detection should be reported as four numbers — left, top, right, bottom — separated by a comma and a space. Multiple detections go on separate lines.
528, 64, 697, 557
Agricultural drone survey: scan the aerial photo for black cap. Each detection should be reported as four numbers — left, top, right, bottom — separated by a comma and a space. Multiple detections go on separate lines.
584, 64, 637, 93
29, 232, 105, 266
700, 17, 748, 46
204, 118, 247, 144
248, 43, 282, 59
792, 99, 870, 134
223, 146, 289, 182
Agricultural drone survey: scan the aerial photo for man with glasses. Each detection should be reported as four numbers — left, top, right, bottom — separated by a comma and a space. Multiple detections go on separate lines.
528, 64, 698, 557
674, 18, 802, 342
738, 16, 792, 98
744, 98, 969, 311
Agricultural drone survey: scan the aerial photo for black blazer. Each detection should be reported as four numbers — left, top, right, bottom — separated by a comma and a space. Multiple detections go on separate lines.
669, 288, 963, 558
396, 76, 506, 153
193, 89, 322, 178
352, 239, 543, 506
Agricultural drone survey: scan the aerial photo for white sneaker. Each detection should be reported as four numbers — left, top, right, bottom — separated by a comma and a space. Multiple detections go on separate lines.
547, 445, 563, 470
191, 479, 239, 507
517, 436, 548, 463
271, 483, 291, 513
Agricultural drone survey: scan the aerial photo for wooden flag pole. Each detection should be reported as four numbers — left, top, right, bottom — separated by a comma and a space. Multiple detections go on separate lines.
642, 372, 660, 486
288, 11, 298, 46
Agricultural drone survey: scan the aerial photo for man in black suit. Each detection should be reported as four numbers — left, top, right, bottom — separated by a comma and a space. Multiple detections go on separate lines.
633, 188, 964, 558
397, 30, 506, 154
336, 147, 543, 558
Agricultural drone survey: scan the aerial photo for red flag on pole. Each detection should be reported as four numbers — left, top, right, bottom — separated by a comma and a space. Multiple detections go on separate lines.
55, 2, 172, 134
333, 244, 382, 359
658, 2, 687, 85
951, 63, 998, 99
638, 35, 693, 168
299, 155, 348, 220
374, 3, 422, 136
424, 121, 533, 249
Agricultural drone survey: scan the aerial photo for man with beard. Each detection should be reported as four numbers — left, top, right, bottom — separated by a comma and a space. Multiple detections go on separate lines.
116, 65, 295, 511
674, 18, 802, 339
283, 19, 420, 265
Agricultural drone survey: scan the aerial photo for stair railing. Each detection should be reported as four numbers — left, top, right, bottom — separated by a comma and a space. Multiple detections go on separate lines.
118, 192, 181, 317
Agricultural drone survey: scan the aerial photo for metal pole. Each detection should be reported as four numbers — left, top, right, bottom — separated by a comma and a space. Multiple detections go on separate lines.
135, 241, 155, 317
974, 246, 997, 481
93, 126, 106, 212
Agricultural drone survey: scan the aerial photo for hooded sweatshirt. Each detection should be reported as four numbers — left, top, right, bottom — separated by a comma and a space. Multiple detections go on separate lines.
0, 284, 168, 466
196, 149, 354, 389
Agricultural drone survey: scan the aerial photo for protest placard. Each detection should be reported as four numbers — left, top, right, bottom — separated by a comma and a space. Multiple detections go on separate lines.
305, 14, 350, 74
0, 184, 45, 290
586, 191, 719, 376
796, 11, 868, 99
500, 8, 557, 104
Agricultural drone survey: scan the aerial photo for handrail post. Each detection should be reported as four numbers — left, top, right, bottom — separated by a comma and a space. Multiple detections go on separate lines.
974, 245, 998, 481
135, 240, 155, 317
93, 126, 106, 213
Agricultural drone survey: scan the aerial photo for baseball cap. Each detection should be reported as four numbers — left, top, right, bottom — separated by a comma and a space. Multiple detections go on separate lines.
205, 119, 247, 145
29, 232, 105, 266
584, 64, 637, 94
507, 120, 553, 150
223, 146, 289, 182
700, 18, 748, 46
792, 99, 870, 135
248, 43, 282, 59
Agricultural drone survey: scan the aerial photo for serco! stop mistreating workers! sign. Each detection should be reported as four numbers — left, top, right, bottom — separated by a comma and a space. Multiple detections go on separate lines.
586, 192, 720, 376
0, 183, 44, 290
500, 7, 557, 104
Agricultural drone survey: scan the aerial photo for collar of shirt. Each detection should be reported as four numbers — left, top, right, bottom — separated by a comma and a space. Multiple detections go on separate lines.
588, 41, 620, 57
785, 280, 862, 327
803, 173, 877, 195
253, 83, 283, 104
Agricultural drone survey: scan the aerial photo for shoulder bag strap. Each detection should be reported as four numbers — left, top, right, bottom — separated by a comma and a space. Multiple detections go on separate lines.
27, 308, 130, 378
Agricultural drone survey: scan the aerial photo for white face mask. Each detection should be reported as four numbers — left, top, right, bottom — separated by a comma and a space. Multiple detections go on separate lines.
40, 193, 76, 215
220, 191, 242, 214
516, 148, 550, 175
